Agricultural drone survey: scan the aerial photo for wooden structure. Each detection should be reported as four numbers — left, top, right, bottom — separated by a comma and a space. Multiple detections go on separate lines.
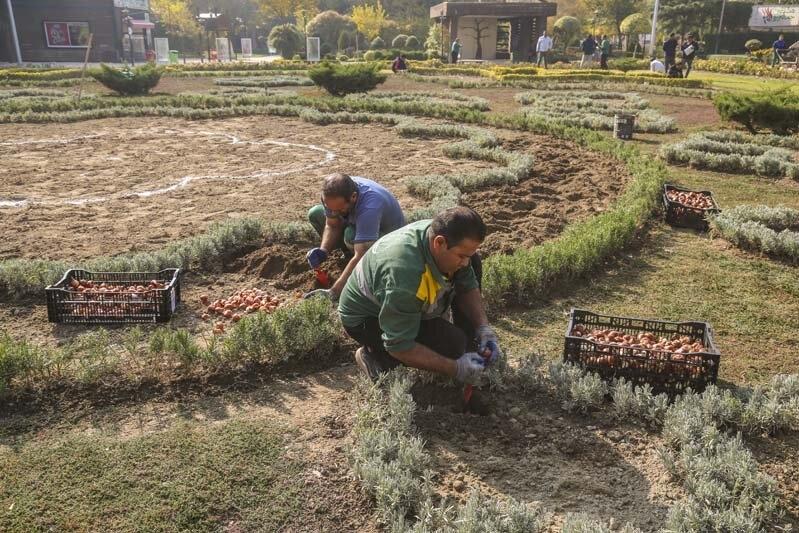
0, 0, 151, 64
430, 1, 557, 62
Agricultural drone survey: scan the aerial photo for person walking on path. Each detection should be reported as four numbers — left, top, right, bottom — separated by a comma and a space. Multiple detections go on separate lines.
772, 34, 787, 68
580, 34, 597, 68
663, 33, 678, 72
681, 33, 699, 78
536, 31, 553, 68
451, 38, 461, 64
599, 35, 611, 69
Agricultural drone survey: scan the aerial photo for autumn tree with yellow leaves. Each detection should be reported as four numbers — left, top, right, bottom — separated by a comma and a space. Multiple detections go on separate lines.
351, 2, 388, 41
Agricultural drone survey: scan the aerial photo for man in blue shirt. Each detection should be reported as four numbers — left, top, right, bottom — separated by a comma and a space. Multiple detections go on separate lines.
580, 34, 597, 68
306, 173, 406, 300
772, 34, 787, 67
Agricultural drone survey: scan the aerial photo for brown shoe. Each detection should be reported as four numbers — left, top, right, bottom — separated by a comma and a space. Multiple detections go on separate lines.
355, 347, 384, 382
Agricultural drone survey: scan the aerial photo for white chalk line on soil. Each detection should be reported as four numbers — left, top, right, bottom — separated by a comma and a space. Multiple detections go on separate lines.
0, 128, 336, 209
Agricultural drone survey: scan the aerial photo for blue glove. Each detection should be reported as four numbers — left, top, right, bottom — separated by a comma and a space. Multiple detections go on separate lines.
477, 325, 502, 365
306, 247, 328, 269
455, 352, 486, 384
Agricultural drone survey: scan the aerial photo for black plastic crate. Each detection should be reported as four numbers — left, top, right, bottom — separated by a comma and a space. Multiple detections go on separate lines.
45, 269, 181, 324
563, 308, 721, 395
663, 183, 720, 231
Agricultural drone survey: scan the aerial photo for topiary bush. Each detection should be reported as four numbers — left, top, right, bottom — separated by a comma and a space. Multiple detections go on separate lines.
337, 30, 353, 52
405, 35, 420, 50
307, 10, 357, 53
268, 24, 303, 60
91, 63, 162, 96
745, 39, 763, 52
713, 89, 799, 135
392, 34, 409, 49
308, 61, 387, 96
370, 36, 385, 49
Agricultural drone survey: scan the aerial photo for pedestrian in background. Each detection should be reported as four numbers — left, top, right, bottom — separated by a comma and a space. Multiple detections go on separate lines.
536, 31, 553, 68
599, 35, 611, 69
663, 33, 678, 72
681, 33, 698, 78
451, 38, 461, 64
772, 34, 787, 67
580, 34, 597, 68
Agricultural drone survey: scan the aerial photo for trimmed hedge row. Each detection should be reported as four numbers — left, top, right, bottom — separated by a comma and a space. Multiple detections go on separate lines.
710, 205, 799, 262
660, 131, 799, 179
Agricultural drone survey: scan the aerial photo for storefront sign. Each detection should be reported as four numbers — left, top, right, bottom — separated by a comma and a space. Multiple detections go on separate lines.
749, 5, 799, 30
114, 0, 150, 10
44, 22, 90, 48
241, 38, 252, 58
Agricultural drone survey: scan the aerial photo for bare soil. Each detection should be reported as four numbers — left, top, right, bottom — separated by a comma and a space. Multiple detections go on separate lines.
2, 115, 496, 261
465, 132, 630, 255
412, 383, 680, 531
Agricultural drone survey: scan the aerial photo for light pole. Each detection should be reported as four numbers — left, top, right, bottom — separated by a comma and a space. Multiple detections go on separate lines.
649, 0, 660, 58
714, 0, 727, 54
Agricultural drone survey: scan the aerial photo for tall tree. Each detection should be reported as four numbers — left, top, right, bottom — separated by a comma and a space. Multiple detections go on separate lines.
258, 0, 316, 20
150, 0, 201, 35
583, 0, 642, 37
351, 2, 388, 41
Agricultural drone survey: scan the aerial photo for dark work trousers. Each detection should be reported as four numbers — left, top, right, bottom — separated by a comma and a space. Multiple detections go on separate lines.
600, 52, 609, 69
344, 254, 482, 370
664, 53, 676, 72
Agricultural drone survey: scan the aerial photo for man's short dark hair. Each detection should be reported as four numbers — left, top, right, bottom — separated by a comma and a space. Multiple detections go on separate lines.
431, 207, 486, 247
670, 33, 675, 38
322, 173, 357, 199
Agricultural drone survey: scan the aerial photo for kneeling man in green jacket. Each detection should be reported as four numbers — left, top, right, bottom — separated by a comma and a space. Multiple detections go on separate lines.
337, 206, 502, 385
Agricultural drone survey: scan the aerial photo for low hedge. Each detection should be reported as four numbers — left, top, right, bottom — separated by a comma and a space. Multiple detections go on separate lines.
713, 89, 799, 135
695, 58, 799, 80
163, 60, 309, 73
0, 68, 82, 82
479, 114, 667, 305
660, 130, 799, 179
710, 205, 799, 262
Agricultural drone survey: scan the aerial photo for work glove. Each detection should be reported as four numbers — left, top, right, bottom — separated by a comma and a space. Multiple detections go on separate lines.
455, 352, 486, 384
302, 288, 338, 302
306, 248, 328, 269
476, 324, 502, 365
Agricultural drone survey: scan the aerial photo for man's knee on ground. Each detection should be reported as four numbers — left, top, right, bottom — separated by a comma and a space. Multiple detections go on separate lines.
343, 226, 356, 252
308, 204, 327, 236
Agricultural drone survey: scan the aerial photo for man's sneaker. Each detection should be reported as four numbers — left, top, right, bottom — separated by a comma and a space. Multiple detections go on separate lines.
355, 347, 383, 382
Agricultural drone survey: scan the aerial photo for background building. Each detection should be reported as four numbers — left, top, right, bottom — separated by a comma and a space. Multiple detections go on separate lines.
0, 0, 153, 64
430, 1, 557, 62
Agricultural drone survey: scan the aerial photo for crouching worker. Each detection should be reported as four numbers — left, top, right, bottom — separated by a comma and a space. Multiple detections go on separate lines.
337, 206, 502, 388
306, 173, 406, 301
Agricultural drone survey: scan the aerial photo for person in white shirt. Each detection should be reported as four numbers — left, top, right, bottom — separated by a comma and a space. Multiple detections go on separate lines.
536, 31, 553, 68
650, 56, 666, 74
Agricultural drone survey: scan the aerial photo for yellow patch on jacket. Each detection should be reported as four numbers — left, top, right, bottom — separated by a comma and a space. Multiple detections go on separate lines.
415, 265, 441, 306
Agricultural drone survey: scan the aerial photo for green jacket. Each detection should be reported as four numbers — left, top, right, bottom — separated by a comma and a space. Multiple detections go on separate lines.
338, 220, 479, 353
600, 39, 611, 54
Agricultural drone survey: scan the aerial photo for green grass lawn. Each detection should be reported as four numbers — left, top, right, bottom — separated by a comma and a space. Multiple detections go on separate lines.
0, 419, 304, 532
689, 71, 799, 94
496, 224, 799, 385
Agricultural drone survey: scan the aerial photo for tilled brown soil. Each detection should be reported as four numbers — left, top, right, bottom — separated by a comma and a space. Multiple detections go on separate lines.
465, 132, 630, 256
412, 383, 681, 532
